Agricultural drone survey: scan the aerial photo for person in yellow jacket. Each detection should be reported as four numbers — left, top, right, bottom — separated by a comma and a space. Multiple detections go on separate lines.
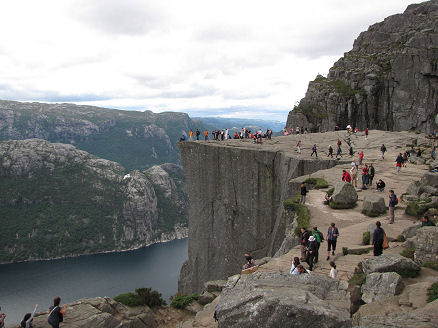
204, 130, 209, 140
189, 129, 194, 140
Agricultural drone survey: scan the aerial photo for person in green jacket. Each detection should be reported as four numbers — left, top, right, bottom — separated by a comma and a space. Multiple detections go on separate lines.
312, 226, 323, 263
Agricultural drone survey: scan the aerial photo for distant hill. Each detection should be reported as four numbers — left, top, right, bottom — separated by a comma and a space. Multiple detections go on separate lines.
0, 139, 188, 263
0, 100, 206, 170
194, 117, 285, 133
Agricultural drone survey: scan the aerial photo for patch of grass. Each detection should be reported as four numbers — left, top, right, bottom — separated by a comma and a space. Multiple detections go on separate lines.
406, 201, 430, 217
284, 195, 310, 236
396, 235, 406, 242
304, 178, 329, 189
343, 247, 349, 256
170, 294, 199, 309
400, 247, 416, 260
427, 282, 438, 303
362, 232, 371, 245
422, 262, 438, 271
349, 263, 366, 288
327, 188, 335, 196
398, 269, 420, 278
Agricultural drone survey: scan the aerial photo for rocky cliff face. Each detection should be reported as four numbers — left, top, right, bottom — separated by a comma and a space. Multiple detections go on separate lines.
0, 100, 206, 170
178, 141, 342, 294
0, 139, 188, 263
286, 0, 438, 133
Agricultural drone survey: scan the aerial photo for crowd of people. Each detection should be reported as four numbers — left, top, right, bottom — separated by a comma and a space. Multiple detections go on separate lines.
0, 297, 66, 328
181, 128, 273, 143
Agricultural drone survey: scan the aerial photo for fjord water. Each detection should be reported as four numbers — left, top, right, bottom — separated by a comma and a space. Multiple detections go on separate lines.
0, 238, 188, 324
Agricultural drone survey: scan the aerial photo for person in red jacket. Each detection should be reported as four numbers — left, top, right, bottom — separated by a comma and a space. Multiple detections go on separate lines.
342, 170, 351, 183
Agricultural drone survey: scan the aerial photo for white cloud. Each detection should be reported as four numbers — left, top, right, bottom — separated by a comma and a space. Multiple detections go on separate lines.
0, 0, 420, 121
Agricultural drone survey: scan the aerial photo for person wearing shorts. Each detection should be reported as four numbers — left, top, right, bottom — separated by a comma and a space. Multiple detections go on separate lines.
326, 222, 339, 260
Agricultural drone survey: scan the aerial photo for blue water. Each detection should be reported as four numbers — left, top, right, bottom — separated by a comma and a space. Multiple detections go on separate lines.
0, 238, 188, 325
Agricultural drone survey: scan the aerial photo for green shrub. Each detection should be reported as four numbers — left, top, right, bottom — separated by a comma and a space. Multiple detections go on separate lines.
284, 195, 310, 236
347, 248, 372, 255
304, 178, 329, 189
397, 269, 420, 278
349, 263, 366, 288
400, 247, 415, 260
427, 282, 438, 302
170, 294, 199, 309
114, 293, 145, 307
396, 235, 406, 242
362, 232, 371, 245
135, 288, 166, 307
406, 201, 430, 217
114, 287, 166, 307
422, 262, 438, 271
329, 201, 356, 209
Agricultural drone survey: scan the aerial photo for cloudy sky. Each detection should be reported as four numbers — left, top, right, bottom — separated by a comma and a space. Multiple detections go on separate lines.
0, 0, 420, 121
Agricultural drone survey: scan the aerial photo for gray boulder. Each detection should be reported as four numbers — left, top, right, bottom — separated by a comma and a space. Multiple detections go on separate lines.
29, 297, 154, 328
204, 280, 227, 293
411, 226, 438, 265
216, 272, 351, 328
353, 299, 438, 328
362, 254, 420, 276
407, 181, 421, 196
198, 291, 218, 305
362, 195, 386, 217
420, 172, 438, 188
330, 182, 358, 209
402, 224, 422, 240
361, 272, 404, 303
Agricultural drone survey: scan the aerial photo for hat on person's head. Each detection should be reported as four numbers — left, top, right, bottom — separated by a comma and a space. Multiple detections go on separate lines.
309, 236, 315, 242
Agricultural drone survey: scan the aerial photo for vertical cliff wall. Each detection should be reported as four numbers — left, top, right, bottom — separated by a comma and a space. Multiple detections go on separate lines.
178, 141, 341, 293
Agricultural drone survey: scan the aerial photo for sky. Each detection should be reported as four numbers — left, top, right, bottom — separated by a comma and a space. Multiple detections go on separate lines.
0, 0, 421, 122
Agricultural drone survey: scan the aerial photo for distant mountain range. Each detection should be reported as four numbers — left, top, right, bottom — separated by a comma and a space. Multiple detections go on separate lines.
0, 100, 207, 170
193, 117, 286, 133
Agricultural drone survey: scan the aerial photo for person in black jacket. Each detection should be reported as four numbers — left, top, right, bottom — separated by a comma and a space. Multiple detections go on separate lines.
300, 227, 311, 261
300, 182, 307, 204
306, 236, 318, 271
372, 221, 385, 256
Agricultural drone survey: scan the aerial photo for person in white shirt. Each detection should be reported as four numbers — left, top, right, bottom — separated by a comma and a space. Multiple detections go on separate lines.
329, 261, 338, 279
290, 257, 300, 275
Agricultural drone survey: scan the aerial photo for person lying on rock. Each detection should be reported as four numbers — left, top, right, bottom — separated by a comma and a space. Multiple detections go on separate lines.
243, 254, 256, 269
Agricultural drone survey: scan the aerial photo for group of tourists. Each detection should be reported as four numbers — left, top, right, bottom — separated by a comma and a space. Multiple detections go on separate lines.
181, 128, 273, 143
283, 126, 308, 135
0, 297, 66, 328
296, 223, 339, 273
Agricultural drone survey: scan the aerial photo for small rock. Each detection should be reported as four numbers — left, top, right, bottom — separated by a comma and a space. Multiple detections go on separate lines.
330, 182, 358, 208
362, 195, 386, 217
361, 272, 404, 303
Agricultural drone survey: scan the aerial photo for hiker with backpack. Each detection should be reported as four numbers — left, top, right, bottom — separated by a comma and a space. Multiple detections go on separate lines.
388, 190, 398, 224
326, 223, 339, 260
48, 297, 66, 328
306, 236, 318, 271
312, 226, 323, 263
300, 227, 311, 260
21, 304, 38, 328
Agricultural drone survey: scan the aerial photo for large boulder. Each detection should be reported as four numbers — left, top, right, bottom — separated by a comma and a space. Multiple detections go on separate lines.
420, 172, 438, 188
353, 299, 438, 328
216, 272, 351, 328
330, 182, 358, 209
402, 224, 422, 240
410, 226, 438, 265
407, 181, 421, 196
29, 297, 154, 328
361, 272, 404, 303
362, 195, 386, 217
362, 254, 420, 276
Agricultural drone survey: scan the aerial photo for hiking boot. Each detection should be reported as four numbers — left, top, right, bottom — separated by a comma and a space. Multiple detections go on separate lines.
326, 256, 330, 260
332, 251, 335, 255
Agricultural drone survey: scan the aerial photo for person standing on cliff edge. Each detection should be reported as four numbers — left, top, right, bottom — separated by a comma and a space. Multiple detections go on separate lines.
311, 144, 318, 157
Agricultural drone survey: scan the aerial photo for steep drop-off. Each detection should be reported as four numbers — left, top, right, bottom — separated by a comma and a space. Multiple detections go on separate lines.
178, 141, 343, 293
0, 100, 206, 170
0, 139, 188, 263
286, 0, 438, 133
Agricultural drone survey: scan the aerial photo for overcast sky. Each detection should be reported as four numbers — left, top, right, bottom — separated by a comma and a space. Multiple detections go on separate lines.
0, 0, 420, 121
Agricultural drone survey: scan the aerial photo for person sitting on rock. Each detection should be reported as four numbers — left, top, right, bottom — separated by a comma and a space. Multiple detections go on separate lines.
297, 264, 309, 274
422, 215, 436, 227
21, 304, 38, 328
243, 254, 255, 269
289, 257, 300, 275
306, 236, 318, 271
329, 261, 338, 279
323, 193, 332, 205
376, 179, 385, 192
342, 169, 351, 183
